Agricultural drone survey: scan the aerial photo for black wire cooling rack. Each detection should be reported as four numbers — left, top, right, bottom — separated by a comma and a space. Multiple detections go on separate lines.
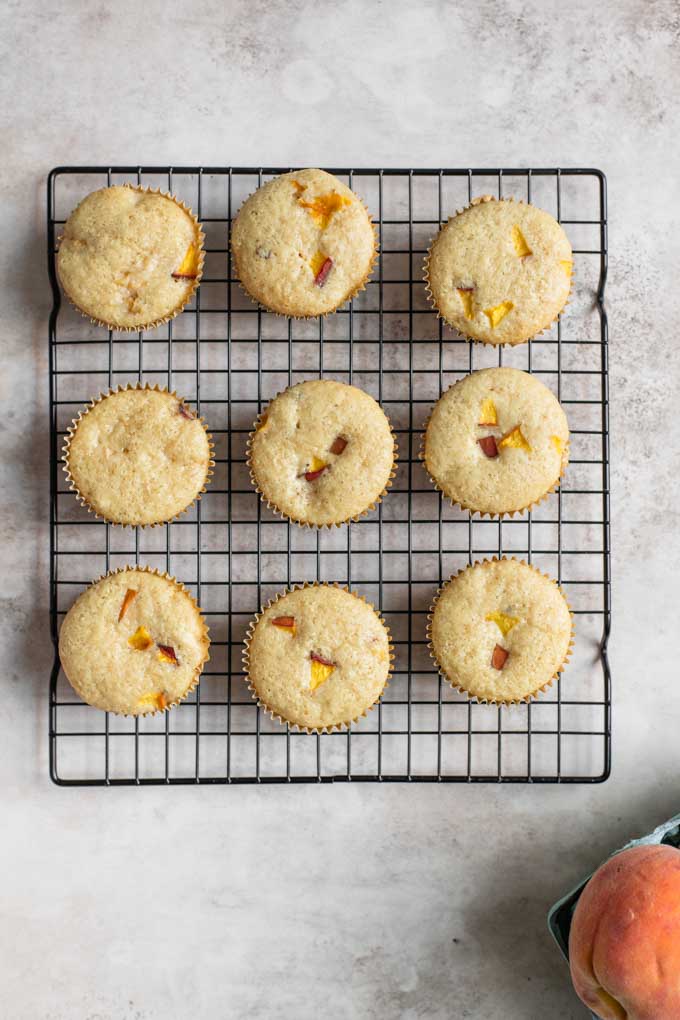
47, 165, 611, 786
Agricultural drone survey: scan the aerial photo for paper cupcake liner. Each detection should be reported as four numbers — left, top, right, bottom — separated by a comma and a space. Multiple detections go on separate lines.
418, 402, 570, 519
426, 556, 575, 706
230, 173, 379, 320
62, 382, 215, 528
246, 382, 398, 529
61, 564, 211, 718
242, 581, 394, 734
56, 183, 205, 334
423, 194, 573, 348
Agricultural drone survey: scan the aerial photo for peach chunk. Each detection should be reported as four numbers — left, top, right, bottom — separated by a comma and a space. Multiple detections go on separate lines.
478, 398, 498, 426
551, 434, 566, 455
157, 644, 179, 666
569, 844, 680, 1020
172, 243, 199, 280
498, 425, 532, 452
483, 301, 514, 328
298, 191, 351, 229
128, 625, 153, 651
512, 225, 532, 258
118, 588, 138, 622
485, 611, 519, 637
457, 287, 475, 320
271, 615, 296, 636
560, 259, 573, 276
310, 652, 335, 691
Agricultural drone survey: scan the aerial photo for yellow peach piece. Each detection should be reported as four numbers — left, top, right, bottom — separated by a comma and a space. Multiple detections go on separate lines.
310, 655, 335, 691
117, 588, 138, 623
485, 611, 519, 637
457, 288, 475, 320
309, 251, 328, 277
483, 301, 514, 328
479, 398, 498, 426
172, 243, 199, 279
512, 225, 532, 258
551, 435, 565, 454
128, 625, 153, 651
298, 191, 351, 229
498, 425, 531, 452
560, 259, 573, 276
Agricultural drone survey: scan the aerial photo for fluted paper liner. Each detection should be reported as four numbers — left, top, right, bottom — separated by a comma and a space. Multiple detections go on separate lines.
426, 556, 574, 706
230, 170, 379, 319
62, 382, 215, 528
56, 183, 205, 333
418, 382, 570, 519
59, 564, 211, 717
242, 582, 394, 734
423, 194, 573, 347
246, 382, 398, 529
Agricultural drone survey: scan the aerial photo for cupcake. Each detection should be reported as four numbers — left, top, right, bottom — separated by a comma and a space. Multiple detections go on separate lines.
425, 196, 572, 345
248, 379, 396, 527
428, 558, 573, 704
63, 384, 214, 527
231, 169, 376, 317
59, 567, 210, 715
244, 583, 392, 732
422, 367, 569, 516
57, 184, 204, 331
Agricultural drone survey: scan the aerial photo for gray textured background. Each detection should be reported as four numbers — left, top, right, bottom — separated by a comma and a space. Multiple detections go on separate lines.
2, 1, 679, 1017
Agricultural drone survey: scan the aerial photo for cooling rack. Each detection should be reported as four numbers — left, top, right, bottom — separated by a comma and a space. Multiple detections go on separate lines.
47, 165, 611, 786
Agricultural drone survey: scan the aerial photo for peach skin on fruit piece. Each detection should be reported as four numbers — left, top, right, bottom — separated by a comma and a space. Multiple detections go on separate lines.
568, 844, 680, 1020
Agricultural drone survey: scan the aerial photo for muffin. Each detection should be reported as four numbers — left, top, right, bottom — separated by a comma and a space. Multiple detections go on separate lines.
63, 384, 214, 526
59, 567, 210, 715
57, 184, 204, 331
248, 379, 396, 527
244, 583, 392, 732
422, 367, 569, 516
425, 195, 572, 345
231, 169, 376, 317
428, 558, 573, 704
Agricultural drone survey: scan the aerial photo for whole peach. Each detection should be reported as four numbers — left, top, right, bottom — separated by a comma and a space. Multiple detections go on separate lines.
569, 843, 680, 1019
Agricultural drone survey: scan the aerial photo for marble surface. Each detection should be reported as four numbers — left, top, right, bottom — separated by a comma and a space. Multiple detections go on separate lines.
2, 0, 679, 1017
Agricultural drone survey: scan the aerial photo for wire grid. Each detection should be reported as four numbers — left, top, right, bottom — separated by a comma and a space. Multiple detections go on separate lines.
47, 165, 611, 786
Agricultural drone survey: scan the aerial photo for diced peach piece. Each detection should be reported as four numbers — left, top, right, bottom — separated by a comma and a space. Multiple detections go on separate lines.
478, 398, 498, 426
118, 588, 138, 622
560, 259, 573, 276
491, 644, 508, 670
551, 434, 566, 454
313, 256, 333, 287
172, 243, 199, 280
157, 644, 180, 666
298, 191, 351, 229
569, 844, 680, 1020
309, 251, 327, 277
512, 225, 532, 258
136, 691, 168, 711
303, 455, 328, 482
457, 287, 475, 320
310, 652, 335, 691
271, 615, 296, 636
128, 625, 153, 651
483, 301, 514, 328
477, 436, 498, 459
485, 611, 519, 637
330, 436, 348, 456
498, 425, 532, 452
